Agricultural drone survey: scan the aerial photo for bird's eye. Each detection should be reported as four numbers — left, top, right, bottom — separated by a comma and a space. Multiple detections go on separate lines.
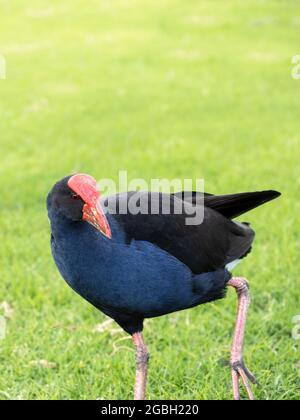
72, 194, 81, 200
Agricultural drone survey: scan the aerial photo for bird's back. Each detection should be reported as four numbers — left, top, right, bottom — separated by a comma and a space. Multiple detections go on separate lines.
102, 191, 256, 273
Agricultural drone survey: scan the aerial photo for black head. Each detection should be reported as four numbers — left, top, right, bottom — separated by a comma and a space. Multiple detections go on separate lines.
47, 175, 85, 221
47, 174, 112, 238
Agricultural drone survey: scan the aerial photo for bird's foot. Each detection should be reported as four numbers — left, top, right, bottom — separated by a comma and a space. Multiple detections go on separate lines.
231, 359, 259, 400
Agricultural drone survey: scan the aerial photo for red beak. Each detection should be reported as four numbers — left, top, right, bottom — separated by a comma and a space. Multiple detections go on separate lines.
68, 174, 112, 239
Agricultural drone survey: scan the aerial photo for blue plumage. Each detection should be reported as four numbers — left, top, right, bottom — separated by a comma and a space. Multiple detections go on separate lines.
49, 208, 229, 333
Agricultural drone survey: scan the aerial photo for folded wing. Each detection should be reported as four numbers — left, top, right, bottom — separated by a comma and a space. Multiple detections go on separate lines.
102, 191, 263, 274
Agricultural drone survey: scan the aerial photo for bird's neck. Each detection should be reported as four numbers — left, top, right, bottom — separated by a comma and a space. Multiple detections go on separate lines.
48, 209, 102, 246
48, 210, 76, 239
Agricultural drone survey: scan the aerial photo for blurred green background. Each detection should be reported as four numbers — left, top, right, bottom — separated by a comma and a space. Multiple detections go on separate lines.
0, 0, 299, 400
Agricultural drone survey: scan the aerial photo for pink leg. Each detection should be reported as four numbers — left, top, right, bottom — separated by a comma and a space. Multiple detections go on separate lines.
228, 277, 258, 400
132, 332, 150, 400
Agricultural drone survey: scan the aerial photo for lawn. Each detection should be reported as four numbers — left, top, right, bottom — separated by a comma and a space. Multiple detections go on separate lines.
0, 0, 299, 400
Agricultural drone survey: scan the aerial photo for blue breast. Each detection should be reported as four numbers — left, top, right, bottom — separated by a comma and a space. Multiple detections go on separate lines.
49, 209, 229, 322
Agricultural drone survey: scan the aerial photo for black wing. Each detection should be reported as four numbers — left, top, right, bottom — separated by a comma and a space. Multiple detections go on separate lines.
102, 191, 256, 274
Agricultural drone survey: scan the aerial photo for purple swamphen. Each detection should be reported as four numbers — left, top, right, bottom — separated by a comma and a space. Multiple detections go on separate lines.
47, 174, 281, 400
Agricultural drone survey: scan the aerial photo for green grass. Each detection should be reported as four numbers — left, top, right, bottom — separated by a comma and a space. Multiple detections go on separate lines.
0, 0, 299, 400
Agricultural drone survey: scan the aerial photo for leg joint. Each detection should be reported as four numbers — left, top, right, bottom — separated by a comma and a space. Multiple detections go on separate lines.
231, 360, 245, 371
229, 277, 250, 296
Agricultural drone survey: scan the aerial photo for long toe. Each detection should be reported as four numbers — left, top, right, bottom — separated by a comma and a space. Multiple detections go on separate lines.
231, 361, 257, 400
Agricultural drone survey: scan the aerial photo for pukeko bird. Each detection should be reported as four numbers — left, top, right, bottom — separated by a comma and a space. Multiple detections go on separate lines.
47, 174, 280, 400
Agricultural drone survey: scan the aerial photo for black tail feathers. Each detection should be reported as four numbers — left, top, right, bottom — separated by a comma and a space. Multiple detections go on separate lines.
204, 190, 281, 219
